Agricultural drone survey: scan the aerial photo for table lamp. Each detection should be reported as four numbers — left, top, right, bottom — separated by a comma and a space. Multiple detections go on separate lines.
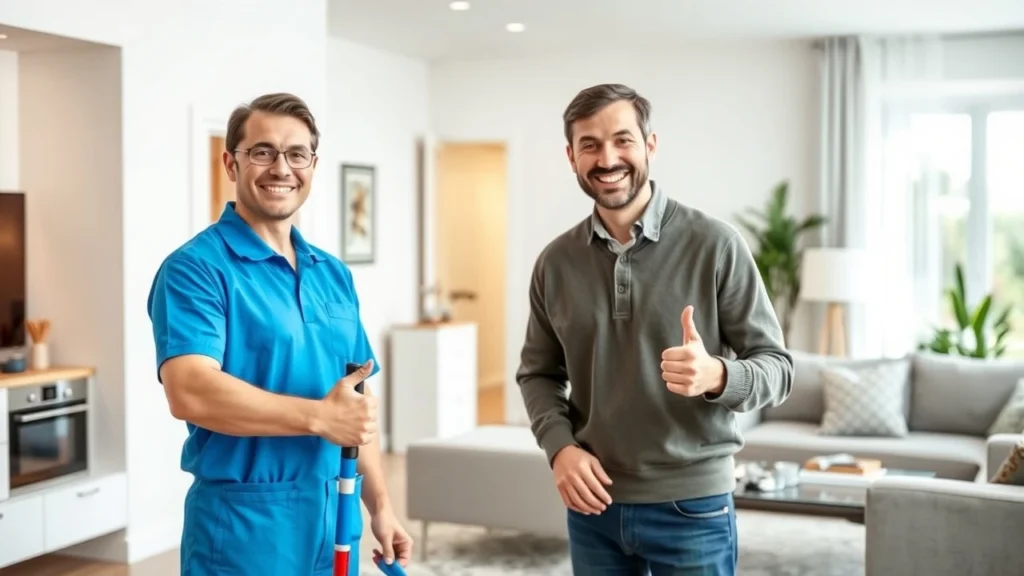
799, 247, 870, 357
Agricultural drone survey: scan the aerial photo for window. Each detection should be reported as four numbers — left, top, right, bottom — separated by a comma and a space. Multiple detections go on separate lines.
907, 101, 1024, 358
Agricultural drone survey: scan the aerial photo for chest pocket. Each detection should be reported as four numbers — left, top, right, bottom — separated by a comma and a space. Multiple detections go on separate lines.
322, 301, 359, 358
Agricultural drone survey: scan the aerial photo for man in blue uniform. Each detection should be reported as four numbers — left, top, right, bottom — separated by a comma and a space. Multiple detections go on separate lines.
147, 93, 412, 575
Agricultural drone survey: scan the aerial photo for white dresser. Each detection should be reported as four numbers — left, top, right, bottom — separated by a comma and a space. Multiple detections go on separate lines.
389, 322, 478, 453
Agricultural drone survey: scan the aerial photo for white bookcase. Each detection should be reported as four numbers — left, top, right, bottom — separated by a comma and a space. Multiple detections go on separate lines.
389, 322, 478, 453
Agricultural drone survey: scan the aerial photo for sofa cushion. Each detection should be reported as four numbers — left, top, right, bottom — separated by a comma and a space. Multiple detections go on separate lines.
909, 353, 1024, 436
818, 359, 911, 437
988, 378, 1024, 436
763, 350, 912, 424
738, 420, 985, 481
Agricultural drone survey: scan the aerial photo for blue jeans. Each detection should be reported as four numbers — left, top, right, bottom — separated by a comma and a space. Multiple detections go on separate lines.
567, 493, 737, 575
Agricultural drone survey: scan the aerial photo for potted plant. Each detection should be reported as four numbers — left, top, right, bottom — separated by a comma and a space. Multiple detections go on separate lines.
734, 180, 826, 344
918, 262, 1013, 358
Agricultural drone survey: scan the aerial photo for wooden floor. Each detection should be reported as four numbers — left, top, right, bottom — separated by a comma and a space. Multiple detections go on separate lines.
0, 386, 506, 575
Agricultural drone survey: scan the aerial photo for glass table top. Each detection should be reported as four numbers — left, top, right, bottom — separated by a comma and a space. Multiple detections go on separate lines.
733, 467, 937, 509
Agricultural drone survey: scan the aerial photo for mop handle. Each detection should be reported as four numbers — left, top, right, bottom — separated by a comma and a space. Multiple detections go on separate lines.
335, 362, 407, 576
334, 362, 365, 576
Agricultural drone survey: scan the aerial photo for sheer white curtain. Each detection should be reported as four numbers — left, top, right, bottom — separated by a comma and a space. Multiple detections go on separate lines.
817, 37, 866, 356
860, 35, 947, 358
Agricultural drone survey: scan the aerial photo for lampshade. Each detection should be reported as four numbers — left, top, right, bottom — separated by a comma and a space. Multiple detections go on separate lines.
800, 247, 872, 303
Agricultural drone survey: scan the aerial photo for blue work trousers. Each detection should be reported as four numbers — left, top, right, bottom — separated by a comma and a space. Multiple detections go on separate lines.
179, 476, 356, 575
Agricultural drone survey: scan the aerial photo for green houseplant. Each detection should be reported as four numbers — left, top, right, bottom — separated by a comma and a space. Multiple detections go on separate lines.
734, 180, 826, 343
919, 262, 1013, 358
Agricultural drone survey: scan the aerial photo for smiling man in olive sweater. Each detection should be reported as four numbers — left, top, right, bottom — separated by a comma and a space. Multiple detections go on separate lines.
516, 83, 794, 575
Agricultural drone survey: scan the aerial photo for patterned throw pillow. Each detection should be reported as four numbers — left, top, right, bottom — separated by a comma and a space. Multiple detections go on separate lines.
988, 378, 1024, 435
818, 359, 911, 437
990, 440, 1024, 486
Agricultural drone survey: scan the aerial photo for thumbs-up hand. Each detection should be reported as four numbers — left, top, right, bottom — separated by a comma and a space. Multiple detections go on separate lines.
661, 306, 725, 397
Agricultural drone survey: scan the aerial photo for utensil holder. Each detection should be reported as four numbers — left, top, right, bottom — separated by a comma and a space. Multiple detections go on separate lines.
31, 342, 50, 370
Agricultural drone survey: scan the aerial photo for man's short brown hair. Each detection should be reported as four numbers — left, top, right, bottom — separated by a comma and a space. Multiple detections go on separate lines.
562, 83, 652, 147
226, 92, 321, 154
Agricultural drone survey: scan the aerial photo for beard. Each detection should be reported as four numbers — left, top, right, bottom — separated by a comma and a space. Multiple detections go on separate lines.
577, 158, 649, 210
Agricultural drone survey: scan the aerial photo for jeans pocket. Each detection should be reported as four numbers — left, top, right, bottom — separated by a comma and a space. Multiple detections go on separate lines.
670, 493, 733, 519
213, 483, 301, 575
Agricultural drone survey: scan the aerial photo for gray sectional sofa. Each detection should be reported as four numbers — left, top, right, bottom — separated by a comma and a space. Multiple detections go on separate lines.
406, 349, 1024, 569
736, 349, 1024, 576
736, 350, 1024, 482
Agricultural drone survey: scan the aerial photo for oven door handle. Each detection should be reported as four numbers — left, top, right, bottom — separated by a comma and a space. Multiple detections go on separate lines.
12, 404, 88, 423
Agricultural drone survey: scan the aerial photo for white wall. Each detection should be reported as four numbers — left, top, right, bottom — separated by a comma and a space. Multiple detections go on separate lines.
19, 45, 125, 479
0, 50, 17, 190
323, 37, 430, 443
429, 39, 821, 425
0, 0, 329, 563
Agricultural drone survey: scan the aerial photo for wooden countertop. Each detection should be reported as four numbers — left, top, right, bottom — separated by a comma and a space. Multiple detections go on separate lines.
0, 366, 95, 390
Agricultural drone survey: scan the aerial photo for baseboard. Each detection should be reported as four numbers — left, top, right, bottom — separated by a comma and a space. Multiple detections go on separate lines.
124, 517, 183, 563
58, 530, 129, 564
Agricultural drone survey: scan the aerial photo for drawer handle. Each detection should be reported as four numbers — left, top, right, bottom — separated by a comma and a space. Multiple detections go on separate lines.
77, 487, 100, 498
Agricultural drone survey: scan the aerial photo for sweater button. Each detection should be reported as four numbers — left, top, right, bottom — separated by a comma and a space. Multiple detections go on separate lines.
617, 285, 626, 293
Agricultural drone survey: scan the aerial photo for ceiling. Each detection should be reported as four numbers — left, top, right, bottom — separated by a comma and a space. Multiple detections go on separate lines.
329, 0, 1024, 62
0, 24, 107, 52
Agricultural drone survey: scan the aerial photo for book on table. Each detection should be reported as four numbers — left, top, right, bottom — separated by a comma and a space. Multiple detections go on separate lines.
799, 454, 887, 485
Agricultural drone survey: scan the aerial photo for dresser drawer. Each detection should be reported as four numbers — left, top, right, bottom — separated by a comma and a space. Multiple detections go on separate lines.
0, 495, 45, 568
43, 472, 127, 551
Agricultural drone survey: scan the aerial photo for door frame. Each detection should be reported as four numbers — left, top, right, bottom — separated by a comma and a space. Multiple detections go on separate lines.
188, 104, 228, 236
419, 131, 528, 425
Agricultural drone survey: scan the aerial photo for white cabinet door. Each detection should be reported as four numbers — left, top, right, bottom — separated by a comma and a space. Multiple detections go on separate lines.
0, 495, 45, 568
0, 388, 7, 444
43, 472, 127, 552
0, 450, 8, 502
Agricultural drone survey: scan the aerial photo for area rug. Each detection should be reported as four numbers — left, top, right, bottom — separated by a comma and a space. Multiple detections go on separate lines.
360, 510, 865, 575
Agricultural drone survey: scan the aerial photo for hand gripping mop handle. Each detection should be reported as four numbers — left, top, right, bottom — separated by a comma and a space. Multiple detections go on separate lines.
334, 362, 365, 576
335, 363, 408, 576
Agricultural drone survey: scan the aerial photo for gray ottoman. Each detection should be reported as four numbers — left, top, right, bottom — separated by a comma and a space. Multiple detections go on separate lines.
405, 425, 569, 558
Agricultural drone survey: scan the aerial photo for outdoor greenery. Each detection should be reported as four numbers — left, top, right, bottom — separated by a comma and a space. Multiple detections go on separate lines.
939, 201, 1024, 357
919, 262, 1014, 358
734, 180, 826, 344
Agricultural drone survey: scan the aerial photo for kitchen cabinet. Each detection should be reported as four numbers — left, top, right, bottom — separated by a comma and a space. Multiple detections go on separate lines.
43, 472, 126, 551
0, 495, 45, 567
0, 471, 126, 569
0, 388, 7, 501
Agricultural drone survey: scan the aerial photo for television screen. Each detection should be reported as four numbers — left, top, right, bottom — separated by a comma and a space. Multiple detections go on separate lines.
0, 192, 26, 348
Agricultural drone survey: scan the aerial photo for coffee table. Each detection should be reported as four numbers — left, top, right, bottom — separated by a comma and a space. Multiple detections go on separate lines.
733, 467, 936, 524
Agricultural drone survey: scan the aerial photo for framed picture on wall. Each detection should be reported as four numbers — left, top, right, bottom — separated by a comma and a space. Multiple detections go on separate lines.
340, 163, 376, 264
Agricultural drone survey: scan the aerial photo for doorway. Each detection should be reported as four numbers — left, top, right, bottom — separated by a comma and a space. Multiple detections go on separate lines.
434, 142, 508, 425
209, 135, 234, 222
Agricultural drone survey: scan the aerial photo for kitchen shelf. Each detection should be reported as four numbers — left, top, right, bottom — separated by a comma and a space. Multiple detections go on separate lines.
0, 366, 95, 389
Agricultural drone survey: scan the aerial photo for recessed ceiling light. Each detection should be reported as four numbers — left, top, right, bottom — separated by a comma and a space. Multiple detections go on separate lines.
449, 1, 470, 10
505, 23, 525, 33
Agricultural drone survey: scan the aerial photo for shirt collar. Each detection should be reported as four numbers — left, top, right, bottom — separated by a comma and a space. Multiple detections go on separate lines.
588, 180, 667, 245
215, 201, 324, 264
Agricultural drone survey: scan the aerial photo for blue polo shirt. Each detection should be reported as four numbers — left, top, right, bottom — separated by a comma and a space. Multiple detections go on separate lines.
147, 202, 379, 484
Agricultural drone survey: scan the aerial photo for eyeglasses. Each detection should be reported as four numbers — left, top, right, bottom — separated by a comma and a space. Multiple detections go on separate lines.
236, 145, 315, 169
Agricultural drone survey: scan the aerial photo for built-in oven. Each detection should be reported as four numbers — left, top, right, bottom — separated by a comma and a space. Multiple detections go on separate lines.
7, 378, 89, 489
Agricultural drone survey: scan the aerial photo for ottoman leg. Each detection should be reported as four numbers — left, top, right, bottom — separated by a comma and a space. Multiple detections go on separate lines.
420, 521, 429, 561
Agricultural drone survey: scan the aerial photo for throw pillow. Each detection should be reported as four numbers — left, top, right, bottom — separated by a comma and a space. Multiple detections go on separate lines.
988, 378, 1024, 435
818, 359, 911, 437
990, 440, 1024, 486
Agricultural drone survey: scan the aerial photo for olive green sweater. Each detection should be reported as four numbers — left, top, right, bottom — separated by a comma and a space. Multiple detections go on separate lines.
515, 183, 794, 504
